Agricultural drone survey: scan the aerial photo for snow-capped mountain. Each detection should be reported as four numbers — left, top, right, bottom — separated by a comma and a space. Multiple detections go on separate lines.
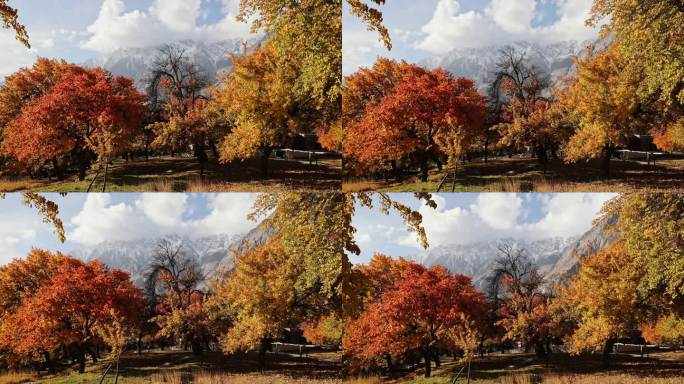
408, 237, 578, 288
544, 214, 619, 283
84, 38, 263, 88
421, 39, 609, 90
70, 233, 244, 286
69, 217, 274, 287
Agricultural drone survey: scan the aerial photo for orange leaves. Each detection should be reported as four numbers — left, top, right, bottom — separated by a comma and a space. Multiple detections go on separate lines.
344, 257, 486, 369
1, 61, 144, 173
344, 59, 486, 174
0, 253, 144, 365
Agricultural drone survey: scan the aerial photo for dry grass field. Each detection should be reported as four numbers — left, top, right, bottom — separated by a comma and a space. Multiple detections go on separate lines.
0, 155, 342, 193
343, 157, 684, 193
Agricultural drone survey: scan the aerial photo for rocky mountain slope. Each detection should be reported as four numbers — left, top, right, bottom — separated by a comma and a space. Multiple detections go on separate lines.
422, 38, 612, 90
84, 38, 263, 88
409, 216, 618, 288
70, 221, 272, 287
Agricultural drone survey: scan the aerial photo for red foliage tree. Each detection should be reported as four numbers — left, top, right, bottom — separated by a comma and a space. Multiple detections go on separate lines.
3, 258, 144, 373
345, 63, 486, 181
344, 262, 487, 377
2, 67, 145, 180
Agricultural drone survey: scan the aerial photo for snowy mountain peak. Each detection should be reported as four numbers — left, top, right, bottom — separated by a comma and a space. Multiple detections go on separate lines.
84, 38, 263, 87
421, 39, 596, 90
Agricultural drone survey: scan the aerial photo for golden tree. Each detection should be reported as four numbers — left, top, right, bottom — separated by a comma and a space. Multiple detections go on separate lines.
560, 45, 644, 178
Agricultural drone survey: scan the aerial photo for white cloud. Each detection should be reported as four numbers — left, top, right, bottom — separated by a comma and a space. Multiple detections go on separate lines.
471, 194, 523, 230
524, 193, 616, 239
151, 0, 202, 32
67, 193, 257, 247
486, 0, 537, 34
396, 193, 615, 250
416, 0, 600, 54
185, 193, 257, 237
0, 30, 38, 78
135, 194, 188, 226
81, 0, 256, 53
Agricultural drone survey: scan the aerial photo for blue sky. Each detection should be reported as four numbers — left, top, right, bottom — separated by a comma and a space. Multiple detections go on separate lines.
1, 0, 257, 78
0, 193, 615, 266
350, 193, 616, 264
0, 193, 257, 265
343, 0, 602, 74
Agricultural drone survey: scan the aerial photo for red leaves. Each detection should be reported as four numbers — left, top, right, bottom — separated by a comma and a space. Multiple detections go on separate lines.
1, 61, 145, 171
344, 258, 487, 368
344, 59, 486, 172
3, 256, 144, 360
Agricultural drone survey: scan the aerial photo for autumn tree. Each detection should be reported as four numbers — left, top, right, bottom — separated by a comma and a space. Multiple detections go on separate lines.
559, 45, 647, 177
145, 239, 209, 355
211, 44, 305, 178
344, 262, 486, 378
145, 45, 213, 170
2, 65, 145, 180
493, 47, 556, 170
555, 192, 684, 368
0, 58, 79, 178
236, 0, 342, 155
0, 0, 28, 47
208, 193, 435, 367
342, 59, 420, 177
345, 61, 486, 181
599, 192, 684, 301
555, 241, 655, 367
487, 242, 553, 357
208, 240, 304, 368
2, 257, 143, 373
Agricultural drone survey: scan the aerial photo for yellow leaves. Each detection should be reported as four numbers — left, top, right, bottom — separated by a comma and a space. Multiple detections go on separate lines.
211, 44, 298, 161
210, 240, 298, 352
560, 45, 644, 162
0, 0, 29, 47
20, 193, 65, 243
346, 0, 391, 50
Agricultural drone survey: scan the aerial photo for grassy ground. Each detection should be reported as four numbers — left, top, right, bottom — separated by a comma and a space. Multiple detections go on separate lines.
0, 349, 344, 383
0, 155, 342, 193
382, 351, 684, 383
3, 350, 683, 383
343, 157, 684, 193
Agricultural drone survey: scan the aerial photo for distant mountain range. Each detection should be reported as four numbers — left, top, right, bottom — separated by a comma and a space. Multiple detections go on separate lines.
84, 38, 264, 88
408, 216, 618, 288
70, 221, 272, 287
421, 38, 612, 90
70, 213, 617, 291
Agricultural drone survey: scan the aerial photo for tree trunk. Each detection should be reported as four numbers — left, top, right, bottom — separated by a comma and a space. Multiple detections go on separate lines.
209, 139, 220, 159
52, 158, 64, 180
536, 145, 548, 175
433, 350, 441, 367
430, 151, 443, 171
420, 152, 429, 182
87, 346, 98, 363
603, 337, 616, 368
390, 160, 401, 181
191, 336, 204, 356
77, 346, 86, 374
484, 139, 490, 163
601, 145, 613, 179
385, 355, 395, 378
258, 339, 269, 370
137, 332, 143, 355
423, 347, 432, 378
261, 148, 273, 179
77, 152, 90, 181
534, 341, 546, 358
